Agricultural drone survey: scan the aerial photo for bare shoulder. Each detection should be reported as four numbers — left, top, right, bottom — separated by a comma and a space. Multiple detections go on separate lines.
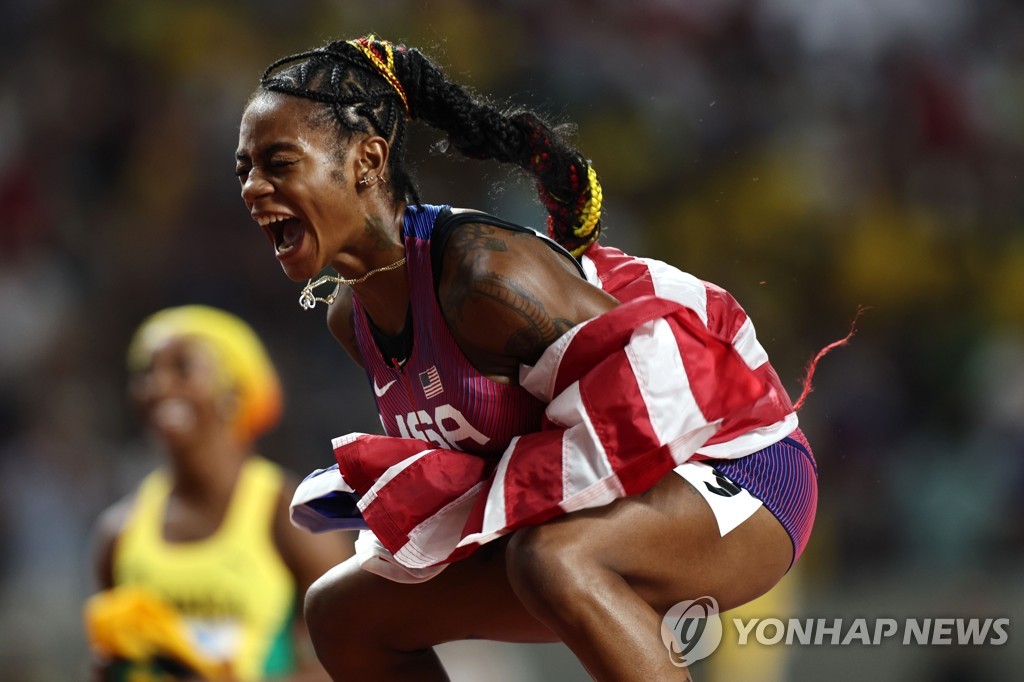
436, 218, 617, 377
94, 495, 135, 552
326, 286, 362, 367
92, 493, 137, 590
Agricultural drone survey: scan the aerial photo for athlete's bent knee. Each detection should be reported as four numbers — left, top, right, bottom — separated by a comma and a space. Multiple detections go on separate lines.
304, 570, 339, 638
304, 562, 380, 655
506, 525, 604, 618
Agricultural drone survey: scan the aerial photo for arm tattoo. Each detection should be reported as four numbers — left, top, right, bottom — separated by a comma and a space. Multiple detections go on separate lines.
442, 224, 511, 326
442, 222, 572, 364
468, 273, 573, 363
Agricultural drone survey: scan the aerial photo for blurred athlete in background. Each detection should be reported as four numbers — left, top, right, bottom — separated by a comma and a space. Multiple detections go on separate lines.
88, 305, 352, 681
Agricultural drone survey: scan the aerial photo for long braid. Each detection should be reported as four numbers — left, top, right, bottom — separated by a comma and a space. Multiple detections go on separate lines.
393, 44, 603, 256
257, 36, 603, 255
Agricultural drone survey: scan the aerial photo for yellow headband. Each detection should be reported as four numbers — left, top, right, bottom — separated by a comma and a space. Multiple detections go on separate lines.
347, 34, 411, 116
127, 305, 282, 441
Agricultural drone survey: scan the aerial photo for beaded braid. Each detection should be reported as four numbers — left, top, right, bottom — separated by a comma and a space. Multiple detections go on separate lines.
259, 40, 420, 204
257, 36, 603, 255
390, 42, 603, 256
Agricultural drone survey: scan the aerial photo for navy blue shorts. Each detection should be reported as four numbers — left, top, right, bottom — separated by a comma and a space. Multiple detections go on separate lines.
710, 429, 818, 566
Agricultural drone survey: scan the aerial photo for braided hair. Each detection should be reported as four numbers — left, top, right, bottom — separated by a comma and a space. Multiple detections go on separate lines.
258, 35, 603, 256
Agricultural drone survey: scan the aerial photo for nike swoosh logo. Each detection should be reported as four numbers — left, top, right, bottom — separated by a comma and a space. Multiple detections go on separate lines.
373, 379, 397, 397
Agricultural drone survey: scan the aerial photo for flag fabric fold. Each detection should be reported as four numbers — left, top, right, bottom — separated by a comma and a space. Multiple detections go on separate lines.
292, 294, 796, 581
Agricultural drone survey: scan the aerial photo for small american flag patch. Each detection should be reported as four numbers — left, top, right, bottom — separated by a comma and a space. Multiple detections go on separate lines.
419, 365, 444, 399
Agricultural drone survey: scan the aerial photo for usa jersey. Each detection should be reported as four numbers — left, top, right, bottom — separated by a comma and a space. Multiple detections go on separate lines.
299, 207, 803, 578
352, 204, 549, 456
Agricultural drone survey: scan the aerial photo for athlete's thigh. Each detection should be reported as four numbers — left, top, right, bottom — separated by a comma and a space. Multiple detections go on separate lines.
311, 537, 559, 650
524, 473, 793, 614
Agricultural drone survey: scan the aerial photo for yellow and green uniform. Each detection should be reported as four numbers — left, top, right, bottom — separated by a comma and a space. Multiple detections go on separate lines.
113, 456, 296, 680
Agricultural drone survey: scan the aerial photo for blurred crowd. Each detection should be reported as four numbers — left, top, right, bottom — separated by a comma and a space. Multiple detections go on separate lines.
1, 0, 1022, 679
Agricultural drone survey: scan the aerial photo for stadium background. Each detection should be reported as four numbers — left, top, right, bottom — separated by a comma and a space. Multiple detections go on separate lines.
1, 0, 1022, 679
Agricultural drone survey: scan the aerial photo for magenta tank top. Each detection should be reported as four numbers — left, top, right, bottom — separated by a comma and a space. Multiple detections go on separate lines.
351, 204, 547, 457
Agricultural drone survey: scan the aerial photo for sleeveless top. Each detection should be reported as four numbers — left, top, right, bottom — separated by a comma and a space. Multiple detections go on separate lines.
113, 456, 296, 680
352, 204, 580, 457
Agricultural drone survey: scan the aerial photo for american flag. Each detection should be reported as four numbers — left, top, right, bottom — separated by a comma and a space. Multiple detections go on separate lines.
297, 294, 795, 579
419, 365, 444, 399
290, 244, 799, 582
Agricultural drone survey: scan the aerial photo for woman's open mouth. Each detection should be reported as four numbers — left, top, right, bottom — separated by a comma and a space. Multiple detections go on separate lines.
273, 217, 305, 258
149, 398, 197, 433
255, 213, 306, 261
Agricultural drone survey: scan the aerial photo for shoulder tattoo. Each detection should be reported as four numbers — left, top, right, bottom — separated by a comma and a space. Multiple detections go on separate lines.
448, 222, 509, 254
443, 223, 573, 363
452, 272, 573, 362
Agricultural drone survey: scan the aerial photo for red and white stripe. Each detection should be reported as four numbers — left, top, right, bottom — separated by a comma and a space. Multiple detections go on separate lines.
581, 245, 799, 457
329, 290, 795, 576
293, 243, 799, 581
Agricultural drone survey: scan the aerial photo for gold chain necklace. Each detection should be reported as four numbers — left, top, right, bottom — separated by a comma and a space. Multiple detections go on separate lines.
298, 257, 407, 310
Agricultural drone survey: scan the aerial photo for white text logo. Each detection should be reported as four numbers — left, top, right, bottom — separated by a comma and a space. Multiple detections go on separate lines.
661, 596, 723, 667
732, 617, 1010, 646
394, 404, 490, 450
374, 378, 397, 397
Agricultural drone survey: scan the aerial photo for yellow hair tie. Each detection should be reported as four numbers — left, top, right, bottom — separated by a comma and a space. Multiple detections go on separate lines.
572, 164, 603, 241
348, 34, 411, 116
